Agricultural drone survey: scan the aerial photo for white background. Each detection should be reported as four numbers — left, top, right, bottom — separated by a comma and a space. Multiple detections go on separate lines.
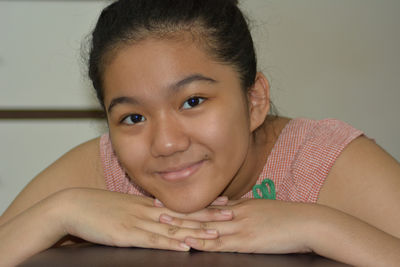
1, 0, 399, 213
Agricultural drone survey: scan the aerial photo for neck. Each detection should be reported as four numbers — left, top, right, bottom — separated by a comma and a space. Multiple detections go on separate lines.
222, 116, 290, 199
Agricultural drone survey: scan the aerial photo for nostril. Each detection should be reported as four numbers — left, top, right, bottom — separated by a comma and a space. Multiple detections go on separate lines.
150, 124, 190, 157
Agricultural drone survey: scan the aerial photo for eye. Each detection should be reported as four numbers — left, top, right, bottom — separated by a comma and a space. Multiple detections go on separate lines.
121, 114, 146, 125
182, 97, 205, 110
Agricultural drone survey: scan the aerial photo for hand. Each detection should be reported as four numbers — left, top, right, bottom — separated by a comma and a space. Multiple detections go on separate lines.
59, 188, 234, 251
158, 198, 314, 254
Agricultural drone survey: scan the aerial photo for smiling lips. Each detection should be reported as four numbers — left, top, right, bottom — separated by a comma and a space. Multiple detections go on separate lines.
157, 160, 205, 182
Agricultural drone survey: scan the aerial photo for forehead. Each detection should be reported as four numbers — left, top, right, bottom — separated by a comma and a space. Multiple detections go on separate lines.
102, 37, 241, 103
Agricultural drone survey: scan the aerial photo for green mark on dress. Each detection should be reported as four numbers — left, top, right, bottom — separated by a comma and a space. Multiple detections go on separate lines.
252, 179, 276, 200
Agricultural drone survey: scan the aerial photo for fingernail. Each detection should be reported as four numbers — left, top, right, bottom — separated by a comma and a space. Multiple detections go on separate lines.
160, 214, 173, 222
206, 229, 218, 235
216, 196, 228, 202
220, 209, 233, 216
154, 198, 164, 207
213, 196, 228, 205
179, 242, 191, 251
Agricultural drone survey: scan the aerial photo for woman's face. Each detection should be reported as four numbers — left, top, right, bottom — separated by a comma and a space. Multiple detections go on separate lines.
103, 37, 253, 212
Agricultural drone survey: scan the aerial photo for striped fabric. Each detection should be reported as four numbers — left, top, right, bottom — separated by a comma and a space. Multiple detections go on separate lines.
100, 118, 363, 203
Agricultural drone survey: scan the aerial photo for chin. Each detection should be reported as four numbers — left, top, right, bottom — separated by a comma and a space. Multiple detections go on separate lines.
163, 196, 212, 213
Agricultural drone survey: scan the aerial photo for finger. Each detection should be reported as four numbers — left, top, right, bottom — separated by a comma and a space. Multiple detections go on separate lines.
123, 227, 191, 252
154, 198, 164, 207
168, 208, 234, 222
210, 196, 228, 206
135, 218, 220, 242
160, 213, 217, 230
159, 214, 238, 236
184, 235, 238, 252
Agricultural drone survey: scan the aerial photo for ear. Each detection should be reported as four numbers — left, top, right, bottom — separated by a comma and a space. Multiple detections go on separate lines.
248, 72, 270, 132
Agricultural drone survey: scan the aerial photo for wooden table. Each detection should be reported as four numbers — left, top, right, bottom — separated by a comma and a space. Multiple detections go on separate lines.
19, 244, 351, 267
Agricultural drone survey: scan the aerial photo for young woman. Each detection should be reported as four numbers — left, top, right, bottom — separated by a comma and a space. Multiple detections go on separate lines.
1, 0, 400, 266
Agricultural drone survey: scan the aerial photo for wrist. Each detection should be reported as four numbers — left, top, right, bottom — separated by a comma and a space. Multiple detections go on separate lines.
44, 189, 74, 238
0, 190, 71, 266
49, 188, 82, 237
303, 204, 400, 266
288, 203, 327, 253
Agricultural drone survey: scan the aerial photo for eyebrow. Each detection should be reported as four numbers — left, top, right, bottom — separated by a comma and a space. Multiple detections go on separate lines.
107, 74, 217, 114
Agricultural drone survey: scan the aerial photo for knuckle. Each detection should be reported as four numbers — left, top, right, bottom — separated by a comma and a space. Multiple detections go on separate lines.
148, 233, 160, 244
210, 208, 220, 217
118, 220, 134, 232
174, 218, 184, 226
167, 225, 180, 236
112, 220, 134, 237
214, 237, 223, 248
200, 222, 209, 229
203, 238, 224, 251
197, 238, 206, 248
203, 238, 223, 251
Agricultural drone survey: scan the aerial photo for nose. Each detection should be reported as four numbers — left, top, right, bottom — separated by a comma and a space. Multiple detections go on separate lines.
150, 113, 190, 157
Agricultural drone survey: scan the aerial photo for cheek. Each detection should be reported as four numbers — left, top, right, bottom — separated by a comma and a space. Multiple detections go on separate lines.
197, 101, 251, 164
202, 115, 249, 149
109, 132, 149, 177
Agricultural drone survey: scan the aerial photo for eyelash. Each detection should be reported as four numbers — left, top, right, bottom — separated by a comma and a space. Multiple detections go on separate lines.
182, 96, 206, 110
120, 96, 206, 125
120, 114, 146, 125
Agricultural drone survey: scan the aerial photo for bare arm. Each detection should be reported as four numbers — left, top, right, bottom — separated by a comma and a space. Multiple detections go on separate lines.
0, 138, 230, 266
0, 138, 104, 266
157, 136, 400, 266
314, 136, 400, 265
318, 136, 400, 237
0, 137, 105, 226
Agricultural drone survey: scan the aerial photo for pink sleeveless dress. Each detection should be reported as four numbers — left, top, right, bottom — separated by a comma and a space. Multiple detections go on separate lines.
100, 118, 363, 203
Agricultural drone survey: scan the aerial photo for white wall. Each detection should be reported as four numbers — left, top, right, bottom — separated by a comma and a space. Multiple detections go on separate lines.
1, 0, 399, 213
241, 0, 400, 161
0, 0, 108, 108
0, 120, 107, 213
0, 1, 109, 213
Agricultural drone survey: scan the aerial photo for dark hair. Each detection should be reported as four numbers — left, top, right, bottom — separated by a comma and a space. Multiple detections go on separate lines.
88, 0, 257, 109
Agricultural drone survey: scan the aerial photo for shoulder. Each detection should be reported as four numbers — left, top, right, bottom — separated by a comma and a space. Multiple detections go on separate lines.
318, 135, 400, 235
318, 135, 400, 205
286, 118, 363, 156
1, 137, 106, 220
267, 118, 363, 202
36, 136, 106, 190
274, 118, 363, 165
272, 118, 362, 146
289, 118, 362, 138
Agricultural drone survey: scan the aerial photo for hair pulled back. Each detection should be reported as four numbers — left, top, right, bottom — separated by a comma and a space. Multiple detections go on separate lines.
88, 0, 257, 109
